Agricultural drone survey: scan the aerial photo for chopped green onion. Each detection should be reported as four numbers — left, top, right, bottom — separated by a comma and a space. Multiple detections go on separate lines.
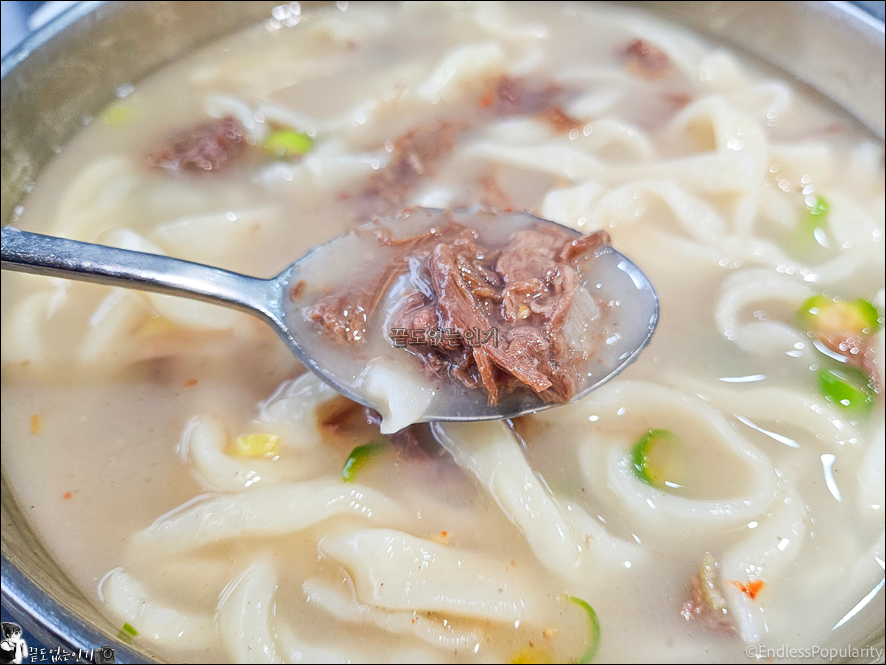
230, 433, 281, 458
799, 295, 881, 336
565, 595, 601, 664
116, 622, 138, 644
631, 429, 683, 489
262, 129, 314, 159
342, 441, 385, 483
789, 194, 831, 260
817, 369, 875, 412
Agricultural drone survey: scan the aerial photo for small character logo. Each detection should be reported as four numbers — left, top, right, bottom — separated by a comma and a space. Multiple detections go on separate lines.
0, 622, 27, 665
94, 645, 117, 664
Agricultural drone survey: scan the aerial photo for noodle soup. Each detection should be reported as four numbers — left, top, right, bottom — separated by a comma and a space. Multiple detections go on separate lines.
1, 2, 883, 663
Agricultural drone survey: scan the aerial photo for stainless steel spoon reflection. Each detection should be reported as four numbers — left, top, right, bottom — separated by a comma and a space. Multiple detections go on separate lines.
1, 208, 658, 425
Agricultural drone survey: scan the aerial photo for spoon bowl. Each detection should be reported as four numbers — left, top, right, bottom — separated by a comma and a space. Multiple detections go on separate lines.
1, 208, 658, 426
281, 208, 659, 428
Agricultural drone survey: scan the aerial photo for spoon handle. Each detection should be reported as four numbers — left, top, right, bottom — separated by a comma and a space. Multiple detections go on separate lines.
1, 226, 281, 321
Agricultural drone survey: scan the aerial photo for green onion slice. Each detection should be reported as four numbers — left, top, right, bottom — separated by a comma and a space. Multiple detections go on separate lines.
262, 129, 314, 159
565, 595, 601, 664
789, 194, 831, 260
799, 295, 881, 336
631, 429, 683, 489
817, 369, 875, 412
342, 441, 386, 483
116, 622, 138, 644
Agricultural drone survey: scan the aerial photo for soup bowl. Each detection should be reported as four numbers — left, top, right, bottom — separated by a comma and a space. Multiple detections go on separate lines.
1, 1, 884, 662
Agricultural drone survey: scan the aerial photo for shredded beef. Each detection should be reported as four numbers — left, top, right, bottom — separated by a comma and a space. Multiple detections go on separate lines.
680, 553, 734, 631
314, 397, 447, 462
308, 222, 473, 344
681, 574, 734, 631
560, 230, 612, 264
480, 75, 582, 133
145, 116, 246, 173
361, 408, 444, 460
623, 39, 673, 79
481, 75, 562, 116
537, 105, 583, 132
355, 77, 583, 216
308, 214, 611, 405
478, 171, 514, 210
819, 332, 882, 394
308, 258, 414, 344
289, 280, 307, 300
428, 242, 554, 397
308, 290, 373, 344
360, 121, 465, 216
665, 92, 693, 109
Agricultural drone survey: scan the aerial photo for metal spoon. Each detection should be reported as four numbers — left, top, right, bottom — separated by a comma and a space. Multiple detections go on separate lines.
0, 208, 658, 426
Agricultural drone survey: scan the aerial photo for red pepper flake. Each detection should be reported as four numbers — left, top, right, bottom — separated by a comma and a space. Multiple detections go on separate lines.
30, 414, 41, 435
478, 92, 494, 109
728, 579, 765, 600
429, 530, 451, 545
63, 491, 73, 500
183, 378, 198, 387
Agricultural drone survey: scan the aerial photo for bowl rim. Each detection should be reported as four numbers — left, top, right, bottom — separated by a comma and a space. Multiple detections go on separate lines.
1, 1, 106, 81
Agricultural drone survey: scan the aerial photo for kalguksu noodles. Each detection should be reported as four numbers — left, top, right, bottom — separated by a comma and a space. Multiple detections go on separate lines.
1, 2, 883, 663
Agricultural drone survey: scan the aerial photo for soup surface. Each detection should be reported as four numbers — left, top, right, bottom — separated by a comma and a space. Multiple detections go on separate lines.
2, 2, 884, 663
